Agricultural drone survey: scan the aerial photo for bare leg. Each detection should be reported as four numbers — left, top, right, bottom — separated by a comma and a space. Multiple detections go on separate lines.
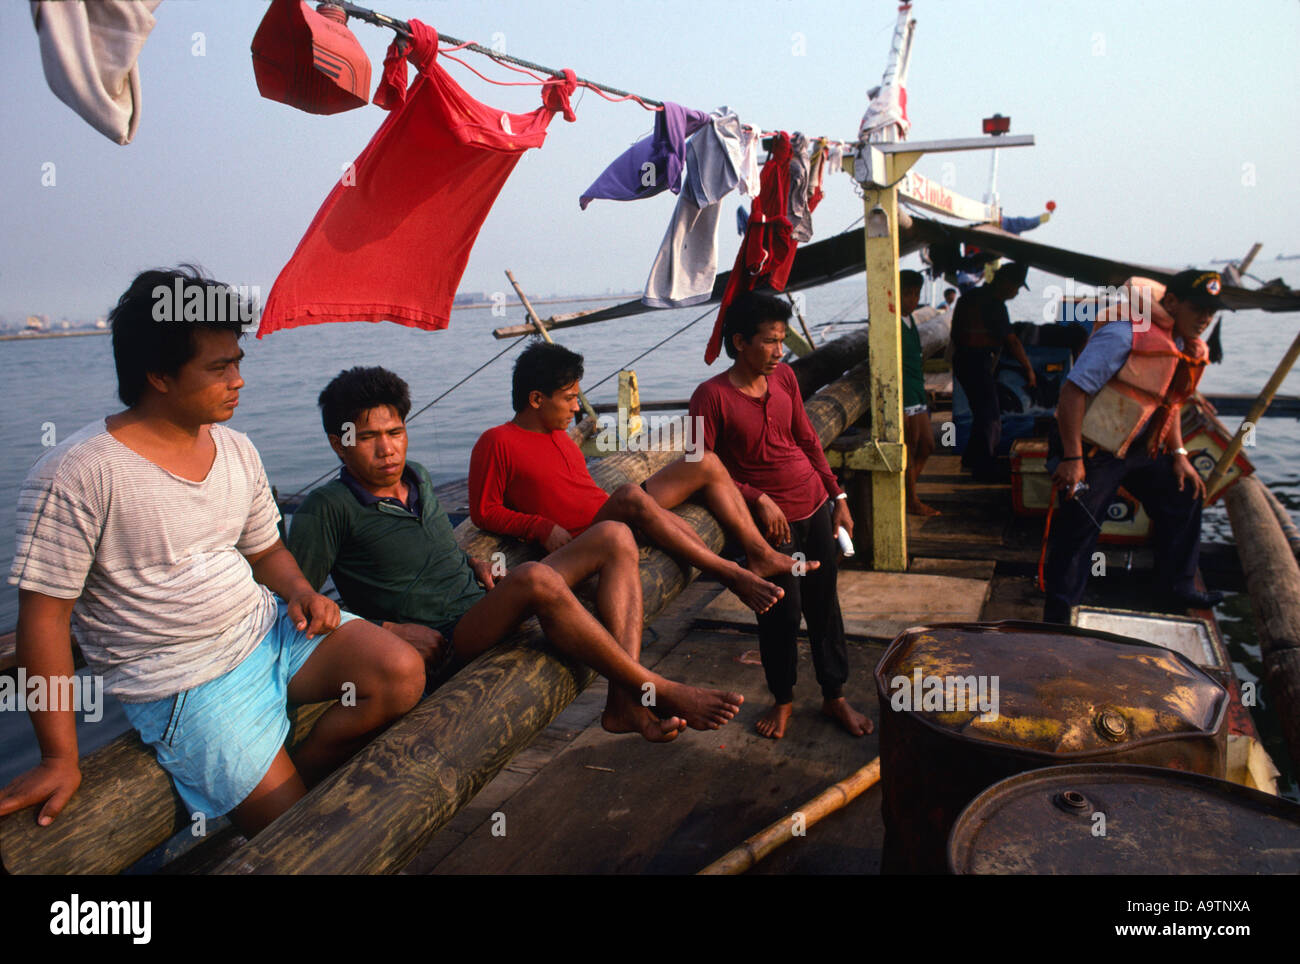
643, 453, 818, 579
905, 412, 940, 517
454, 561, 743, 732
596, 481, 784, 613
287, 619, 426, 785
229, 748, 307, 837
542, 521, 684, 741
229, 622, 424, 836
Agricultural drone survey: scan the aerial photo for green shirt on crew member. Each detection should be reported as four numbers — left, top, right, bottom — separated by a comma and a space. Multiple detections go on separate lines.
287, 460, 484, 630
901, 312, 927, 410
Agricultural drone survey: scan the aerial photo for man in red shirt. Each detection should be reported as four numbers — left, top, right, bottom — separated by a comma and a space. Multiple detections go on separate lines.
470, 343, 809, 614
690, 292, 870, 740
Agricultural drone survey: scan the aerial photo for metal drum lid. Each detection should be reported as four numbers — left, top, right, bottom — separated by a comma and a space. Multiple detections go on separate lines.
874, 621, 1227, 757
948, 764, 1300, 874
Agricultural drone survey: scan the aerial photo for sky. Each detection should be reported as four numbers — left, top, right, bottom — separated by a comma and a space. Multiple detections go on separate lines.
1, 0, 1297, 323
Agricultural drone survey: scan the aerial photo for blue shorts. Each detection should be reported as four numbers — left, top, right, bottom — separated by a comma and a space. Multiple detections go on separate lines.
121, 601, 359, 820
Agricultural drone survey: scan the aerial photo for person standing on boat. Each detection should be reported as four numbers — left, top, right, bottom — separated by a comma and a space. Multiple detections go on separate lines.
899, 270, 939, 517
288, 366, 743, 742
690, 292, 871, 741
950, 262, 1037, 482
469, 342, 810, 614
1042, 269, 1225, 623
0, 267, 427, 838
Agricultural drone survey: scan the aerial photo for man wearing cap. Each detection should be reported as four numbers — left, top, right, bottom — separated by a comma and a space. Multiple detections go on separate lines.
1042, 269, 1225, 622
950, 262, 1037, 482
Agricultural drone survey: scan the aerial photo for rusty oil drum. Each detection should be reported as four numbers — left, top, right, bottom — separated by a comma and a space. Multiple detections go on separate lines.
949, 763, 1300, 874
874, 621, 1229, 874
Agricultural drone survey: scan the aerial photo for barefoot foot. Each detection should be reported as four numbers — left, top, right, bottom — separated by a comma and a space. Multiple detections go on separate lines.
601, 703, 686, 742
747, 548, 821, 580
821, 697, 872, 737
722, 566, 784, 614
755, 701, 793, 739
907, 500, 942, 517
657, 680, 744, 730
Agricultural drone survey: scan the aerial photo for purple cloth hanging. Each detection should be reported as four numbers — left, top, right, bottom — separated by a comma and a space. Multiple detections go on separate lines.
579, 102, 709, 209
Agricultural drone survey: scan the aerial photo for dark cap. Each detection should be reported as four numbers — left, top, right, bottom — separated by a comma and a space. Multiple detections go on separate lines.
1167, 269, 1224, 311
994, 261, 1030, 291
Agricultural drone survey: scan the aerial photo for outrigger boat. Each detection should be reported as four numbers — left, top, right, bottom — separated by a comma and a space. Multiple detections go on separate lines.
3, 2, 1300, 876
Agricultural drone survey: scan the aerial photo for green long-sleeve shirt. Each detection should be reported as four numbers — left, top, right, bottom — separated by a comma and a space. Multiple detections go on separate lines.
287, 461, 484, 629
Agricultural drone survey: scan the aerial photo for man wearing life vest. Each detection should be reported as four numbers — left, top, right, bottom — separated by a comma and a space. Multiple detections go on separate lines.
1042, 268, 1224, 623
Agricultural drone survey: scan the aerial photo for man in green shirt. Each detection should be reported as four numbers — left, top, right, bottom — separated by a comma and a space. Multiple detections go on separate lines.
899, 270, 939, 517
288, 367, 744, 742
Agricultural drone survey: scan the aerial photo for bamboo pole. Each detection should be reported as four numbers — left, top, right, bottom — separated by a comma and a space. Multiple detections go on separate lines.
699, 758, 881, 874
1205, 327, 1300, 493
505, 269, 598, 423
785, 291, 818, 351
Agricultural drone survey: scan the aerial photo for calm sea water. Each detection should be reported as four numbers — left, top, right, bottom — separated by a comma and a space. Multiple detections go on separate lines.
2, 268, 1298, 797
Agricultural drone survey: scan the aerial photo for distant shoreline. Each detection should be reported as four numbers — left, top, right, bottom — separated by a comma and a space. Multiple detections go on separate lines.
0, 329, 109, 342
0, 292, 638, 341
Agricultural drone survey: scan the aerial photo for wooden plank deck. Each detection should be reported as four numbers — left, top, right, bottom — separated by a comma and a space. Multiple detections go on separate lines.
398, 446, 1241, 875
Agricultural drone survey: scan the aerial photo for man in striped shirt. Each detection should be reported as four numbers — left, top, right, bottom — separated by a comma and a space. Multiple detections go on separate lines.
0, 267, 425, 837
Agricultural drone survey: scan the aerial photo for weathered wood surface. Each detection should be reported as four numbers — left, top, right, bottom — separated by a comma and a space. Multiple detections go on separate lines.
790, 330, 868, 399
698, 757, 881, 875
1224, 476, 1300, 772
700, 569, 991, 640
0, 700, 333, 876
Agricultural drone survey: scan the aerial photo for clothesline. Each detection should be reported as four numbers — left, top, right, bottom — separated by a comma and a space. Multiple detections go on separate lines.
336, 1, 857, 150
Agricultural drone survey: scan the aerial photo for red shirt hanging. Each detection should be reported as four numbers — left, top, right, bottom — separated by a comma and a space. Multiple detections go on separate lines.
258, 21, 576, 337
704, 131, 797, 363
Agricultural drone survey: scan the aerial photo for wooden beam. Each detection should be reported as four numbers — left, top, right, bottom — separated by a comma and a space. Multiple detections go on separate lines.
861, 154, 911, 571
1224, 476, 1300, 774
491, 307, 609, 339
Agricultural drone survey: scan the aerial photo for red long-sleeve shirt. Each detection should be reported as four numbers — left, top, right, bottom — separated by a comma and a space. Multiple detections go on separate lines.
688, 363, 841, 522
468, 422, 610, 544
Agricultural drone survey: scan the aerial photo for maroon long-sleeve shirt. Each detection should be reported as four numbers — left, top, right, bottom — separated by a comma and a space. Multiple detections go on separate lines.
688, 362, 841, 522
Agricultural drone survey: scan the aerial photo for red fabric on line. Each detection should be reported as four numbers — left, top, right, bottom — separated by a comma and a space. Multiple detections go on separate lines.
257, 20, 576, 337
704, 131, 796, 364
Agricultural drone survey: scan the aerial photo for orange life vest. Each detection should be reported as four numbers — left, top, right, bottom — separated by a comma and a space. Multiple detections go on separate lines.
1080, 284, 1208, 457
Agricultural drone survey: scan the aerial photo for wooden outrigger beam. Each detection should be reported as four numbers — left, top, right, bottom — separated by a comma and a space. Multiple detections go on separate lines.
0, 340, 870, 875
1224, 476, 1300, 772
491, 306, 609, 339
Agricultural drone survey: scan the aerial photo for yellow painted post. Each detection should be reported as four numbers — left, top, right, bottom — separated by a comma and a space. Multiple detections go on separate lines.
861, 151, 920, 572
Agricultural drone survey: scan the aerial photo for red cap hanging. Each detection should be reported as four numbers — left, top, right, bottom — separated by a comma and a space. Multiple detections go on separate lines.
251, 0, 372, 114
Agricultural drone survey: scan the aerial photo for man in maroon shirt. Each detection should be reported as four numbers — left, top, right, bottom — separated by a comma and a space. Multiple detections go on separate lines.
470, 342, 810, 613
690, 292, 871, 740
